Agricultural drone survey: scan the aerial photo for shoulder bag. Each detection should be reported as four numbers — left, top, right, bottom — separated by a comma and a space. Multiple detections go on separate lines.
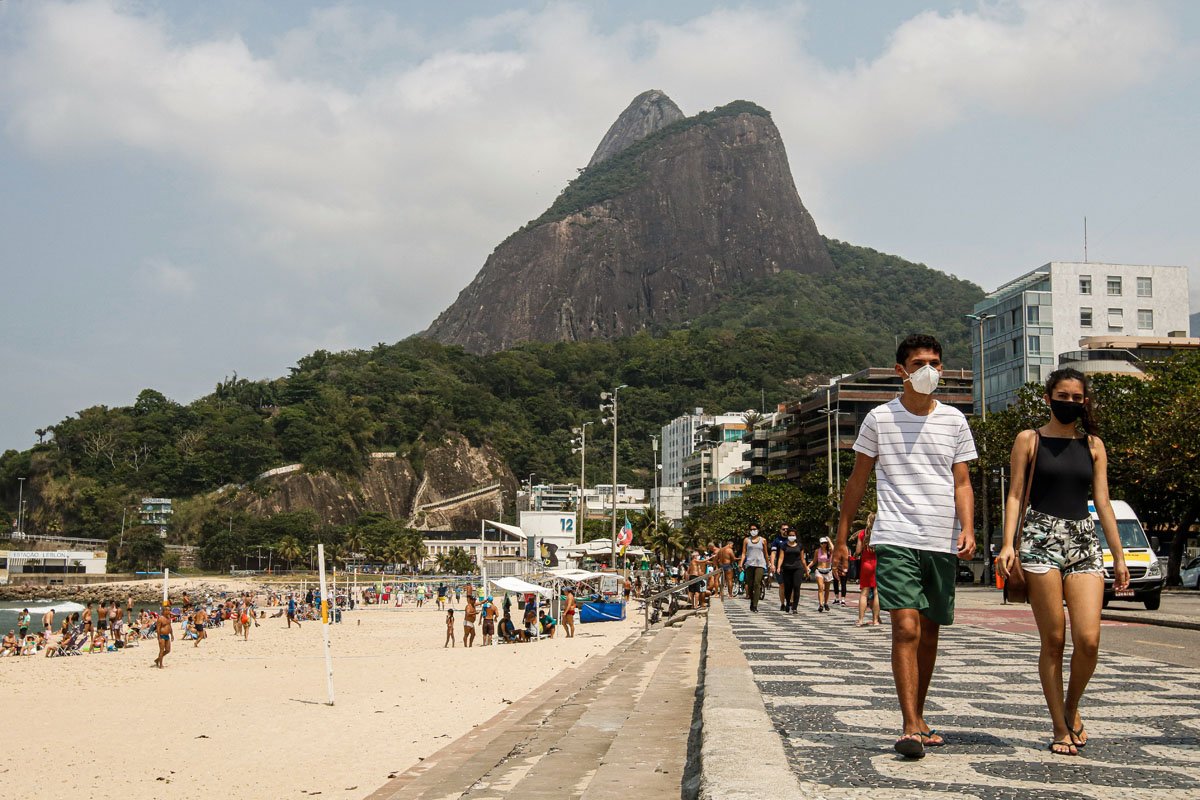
1005, 431, 1041, 604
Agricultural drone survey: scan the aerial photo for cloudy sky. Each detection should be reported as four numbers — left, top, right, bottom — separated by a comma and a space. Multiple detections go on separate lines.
2, 0, 1198, 452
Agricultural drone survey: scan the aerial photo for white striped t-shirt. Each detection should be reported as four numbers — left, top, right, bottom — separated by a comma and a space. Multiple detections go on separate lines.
852, 398, 977, 554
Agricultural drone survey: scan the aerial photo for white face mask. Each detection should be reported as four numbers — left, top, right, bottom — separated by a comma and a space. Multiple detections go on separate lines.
749, 530, 759, 538
787, 535, 797, 543
904, 364, 941, 395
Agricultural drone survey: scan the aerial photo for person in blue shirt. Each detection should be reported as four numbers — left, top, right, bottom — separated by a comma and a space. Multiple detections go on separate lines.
769, 525, 790, 611
286, 594, 300, 629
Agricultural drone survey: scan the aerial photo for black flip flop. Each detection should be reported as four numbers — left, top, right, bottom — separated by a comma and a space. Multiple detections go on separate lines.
1048, 739, 1078, 756
894, 734, 925, 759
1070, 726, 1087, 748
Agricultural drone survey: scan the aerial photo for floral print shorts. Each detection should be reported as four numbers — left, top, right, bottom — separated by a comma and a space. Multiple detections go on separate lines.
1019, 508, 1104, 576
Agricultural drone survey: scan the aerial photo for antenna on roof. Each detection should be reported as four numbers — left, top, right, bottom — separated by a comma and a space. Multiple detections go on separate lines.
1083, 216, 1088, 263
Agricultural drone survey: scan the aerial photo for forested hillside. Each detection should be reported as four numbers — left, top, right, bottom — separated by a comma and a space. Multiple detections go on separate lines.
0, 239, 982, 544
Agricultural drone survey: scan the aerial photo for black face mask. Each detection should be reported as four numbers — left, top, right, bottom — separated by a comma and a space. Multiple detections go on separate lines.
1050, 399, 1085, 425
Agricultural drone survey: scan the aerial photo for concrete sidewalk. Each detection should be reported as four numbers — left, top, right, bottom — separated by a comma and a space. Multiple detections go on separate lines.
701, 595, 1200, 799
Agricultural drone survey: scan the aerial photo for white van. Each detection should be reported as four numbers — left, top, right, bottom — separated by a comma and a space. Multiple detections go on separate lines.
1089, 500, 1164, 610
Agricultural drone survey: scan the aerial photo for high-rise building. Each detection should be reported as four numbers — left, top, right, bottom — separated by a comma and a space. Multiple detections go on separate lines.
970, 262, 1190, 413
681, 420, 749, 513
660, 408, 749, 489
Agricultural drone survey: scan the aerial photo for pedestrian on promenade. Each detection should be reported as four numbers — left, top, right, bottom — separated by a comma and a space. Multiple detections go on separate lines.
774, 530, 806, 613
996, 368, 1130, 757
716, 540, 737, 599
835, 334, 977, 760
739, 523, 770, 612
686, 551, 707, 609
855, 514, 881, 626
814, 538, 835, 612
768, 526, 788, 609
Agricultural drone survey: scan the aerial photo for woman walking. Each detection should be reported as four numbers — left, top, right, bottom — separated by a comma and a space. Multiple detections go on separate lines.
855, 514, 881, 626
997, 368, 1130, 757
774, 529, 807, 613
739, 524, 771, 612
813, 538, 834, 612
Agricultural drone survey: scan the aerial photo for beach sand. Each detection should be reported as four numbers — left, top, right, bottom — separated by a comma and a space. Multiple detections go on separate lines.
0, 580, 640, 800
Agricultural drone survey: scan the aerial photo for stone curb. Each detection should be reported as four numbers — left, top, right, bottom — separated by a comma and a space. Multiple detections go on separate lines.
1100, 611, 1200, 631
698, 601, 808, 800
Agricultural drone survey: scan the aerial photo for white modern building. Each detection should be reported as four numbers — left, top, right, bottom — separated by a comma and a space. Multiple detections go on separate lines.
1, 549, 108, 585
651, 486, 684, 522
660, 409, 749, 489
970, 262, 1191, 413
680, 420, 750, 513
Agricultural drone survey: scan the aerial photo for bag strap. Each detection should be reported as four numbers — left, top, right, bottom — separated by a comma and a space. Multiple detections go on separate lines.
1014, 431, 1041, 549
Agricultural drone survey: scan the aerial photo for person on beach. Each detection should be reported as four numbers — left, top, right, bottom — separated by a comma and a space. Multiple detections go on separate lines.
814, 538, 834, 612
154, 605, 174, 668
1, 630, 16, 656
83, 602, 94, 633
539, 610, 557, 638
855, 514, 881, 626
193, 606, 208, 647
996, 368, 1130, 757
112, 604, 124, 646
774, 530, 806, 614
286, 594, 301, 628
97, 601, 108, 636
463, 595, 477, 647
42, 607, 54, 635
454, 586, 462, 606
835, 334, 977, 760
444, 609, 456, 648
106, 601, 118, 638
482, 597, 497, 645
563, 590, 577, 638
739, 524, 770, 612
17, 609, 30, 640
685, 551, 707, 608
715, 540, 737, 599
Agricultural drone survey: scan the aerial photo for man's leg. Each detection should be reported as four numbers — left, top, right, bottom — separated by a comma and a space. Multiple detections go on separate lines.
890, 608, 923, 736
915, 615, 941, 737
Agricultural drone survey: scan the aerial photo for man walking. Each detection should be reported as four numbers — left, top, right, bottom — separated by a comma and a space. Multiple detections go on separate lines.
834, 334, 976, 760
154, 603, 174, 668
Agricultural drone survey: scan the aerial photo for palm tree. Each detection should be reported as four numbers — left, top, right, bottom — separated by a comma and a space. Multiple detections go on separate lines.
276, 536, 304, 569
34, 428, 48, 444
641, 513, 684, 563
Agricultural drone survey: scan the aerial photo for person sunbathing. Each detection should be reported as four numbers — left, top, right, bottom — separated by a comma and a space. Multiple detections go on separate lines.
1, 630, 17, 656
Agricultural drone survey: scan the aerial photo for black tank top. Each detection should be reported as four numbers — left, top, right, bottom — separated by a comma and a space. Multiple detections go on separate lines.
1028, 433, 1093, 521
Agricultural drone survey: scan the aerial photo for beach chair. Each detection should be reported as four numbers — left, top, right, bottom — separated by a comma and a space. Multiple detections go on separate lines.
50, 633, 85, 657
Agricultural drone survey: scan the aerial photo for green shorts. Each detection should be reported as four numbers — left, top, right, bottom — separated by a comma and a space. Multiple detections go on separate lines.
874, 545, 956, 626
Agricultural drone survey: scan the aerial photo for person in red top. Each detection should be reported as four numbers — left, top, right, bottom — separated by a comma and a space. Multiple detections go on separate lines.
855, 513, 881, 626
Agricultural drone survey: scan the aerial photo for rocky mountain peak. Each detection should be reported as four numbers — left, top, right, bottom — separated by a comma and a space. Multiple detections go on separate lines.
587, 89, 685, 168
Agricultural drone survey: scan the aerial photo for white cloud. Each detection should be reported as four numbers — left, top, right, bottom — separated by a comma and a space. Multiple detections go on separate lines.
0, 0, 1178, 338
141, 256, 196, 296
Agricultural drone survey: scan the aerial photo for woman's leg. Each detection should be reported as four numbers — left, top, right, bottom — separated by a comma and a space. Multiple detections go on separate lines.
816, 575, 827, 608
1063, 572, 1104, 744
857, 584, 867, 624
784, 569, 800, 609
871, 589, 881, 623
1027, 570, 1073, 749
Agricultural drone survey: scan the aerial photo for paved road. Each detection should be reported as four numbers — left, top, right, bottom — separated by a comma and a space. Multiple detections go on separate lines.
725, 599, 1200, 799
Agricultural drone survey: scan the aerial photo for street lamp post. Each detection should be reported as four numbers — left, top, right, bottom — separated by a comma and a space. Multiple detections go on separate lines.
572, 423, 593, 546
965, 312, 996, 581
651, 435, 659, 545
600, 385, 628, 570
17, 477, 25, 535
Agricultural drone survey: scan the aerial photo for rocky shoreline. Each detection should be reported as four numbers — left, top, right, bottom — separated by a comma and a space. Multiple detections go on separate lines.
0, 579, 252, 604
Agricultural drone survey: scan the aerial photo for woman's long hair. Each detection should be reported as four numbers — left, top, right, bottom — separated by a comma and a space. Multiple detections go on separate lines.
1044, 367, 1100, 437
863, 512, 876, 548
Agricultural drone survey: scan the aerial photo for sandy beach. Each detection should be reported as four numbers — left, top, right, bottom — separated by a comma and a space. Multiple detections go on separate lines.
0, 579, 641, 800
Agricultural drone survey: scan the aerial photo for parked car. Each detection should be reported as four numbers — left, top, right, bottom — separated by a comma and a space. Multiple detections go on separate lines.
1093, 500, 1165, 610
955, 562, 977, 584
1182, 556, 1200, 590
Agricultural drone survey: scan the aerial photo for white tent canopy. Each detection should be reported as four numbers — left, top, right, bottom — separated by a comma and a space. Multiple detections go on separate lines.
558, 540, 648, 557
547, 568, 606, 581
488, 576, 553, 596
483, 520, 525, 538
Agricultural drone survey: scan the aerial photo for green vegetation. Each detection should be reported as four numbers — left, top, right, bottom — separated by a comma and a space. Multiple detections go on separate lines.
0, 238, 987, 571
521, 100, 772, 231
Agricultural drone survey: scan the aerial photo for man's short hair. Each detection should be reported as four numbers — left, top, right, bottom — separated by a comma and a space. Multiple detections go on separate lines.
895, 334, 943, 366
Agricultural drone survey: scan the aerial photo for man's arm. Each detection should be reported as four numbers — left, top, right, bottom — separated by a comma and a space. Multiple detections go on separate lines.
952, 461, 976, 559
834, 452, 876, 572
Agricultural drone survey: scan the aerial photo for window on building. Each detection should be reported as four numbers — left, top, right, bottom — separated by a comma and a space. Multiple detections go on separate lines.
1079, 275, 1092, 295
1011, 338, 1019, 356
1026, 305, 1039, 324
1107, 276, 1122, 296
1011, 308, 1019, 327
1107, 308, 1123, 329
1080, 307, 1093, 328
1137, 276, 1152, 297
1029, 365, 1041, 383
1027, 335, 1040, 354
1137, 308, 1154, 330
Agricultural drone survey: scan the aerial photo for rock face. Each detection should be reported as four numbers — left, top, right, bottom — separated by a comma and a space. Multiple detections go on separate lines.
424, 96, 833, 354
236, 434, 517, 530
587, 89, 684, 167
